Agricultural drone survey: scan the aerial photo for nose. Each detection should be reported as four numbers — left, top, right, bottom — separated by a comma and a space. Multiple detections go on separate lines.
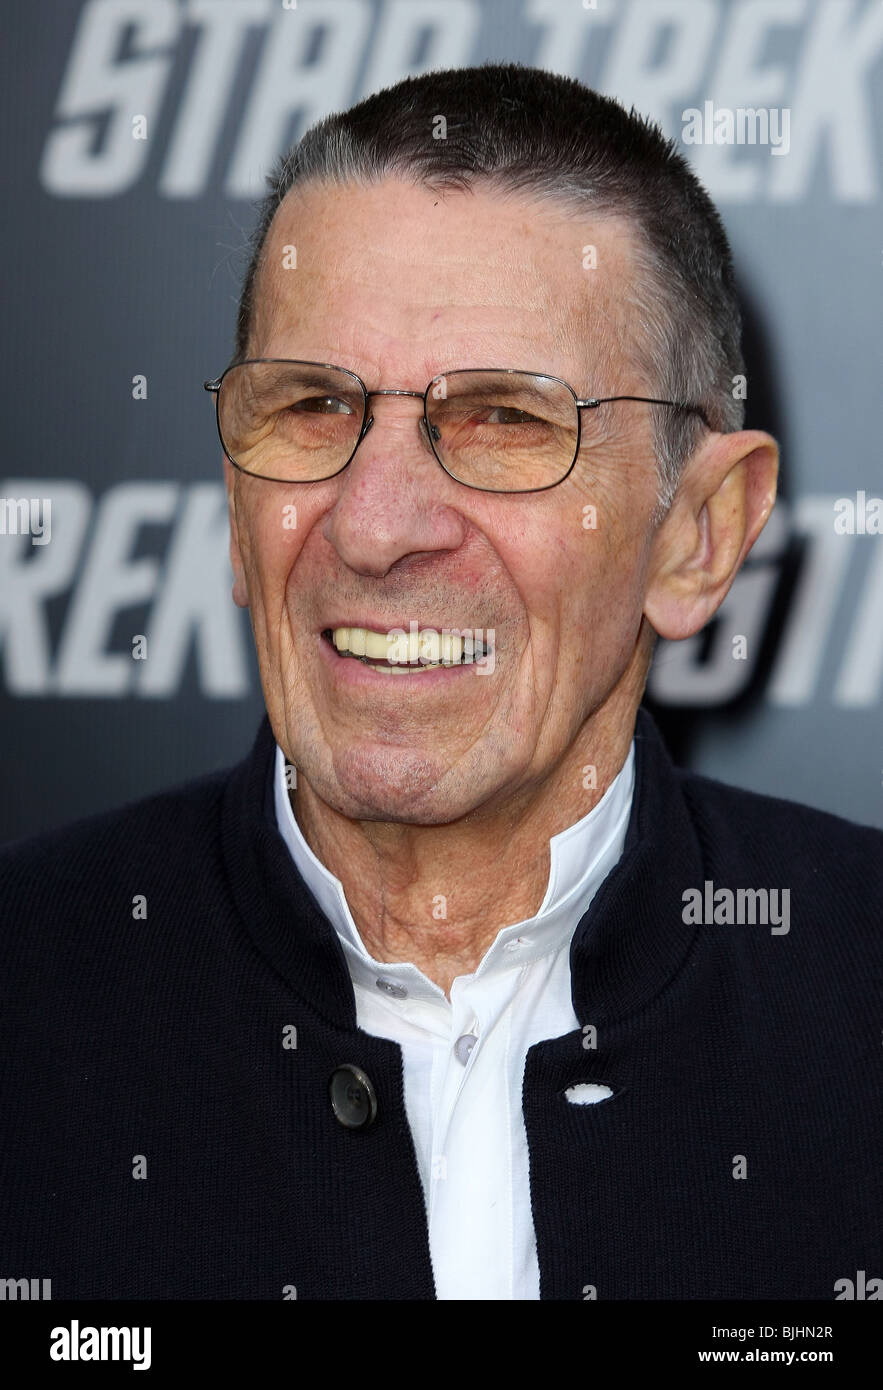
321, 398, 467, 578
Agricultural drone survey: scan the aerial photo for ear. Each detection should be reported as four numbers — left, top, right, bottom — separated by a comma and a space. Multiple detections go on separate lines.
224, 458, 250, 609
644, 429, 779, 641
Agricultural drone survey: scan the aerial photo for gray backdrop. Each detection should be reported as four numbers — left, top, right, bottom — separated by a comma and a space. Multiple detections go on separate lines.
2, 0, 881, 840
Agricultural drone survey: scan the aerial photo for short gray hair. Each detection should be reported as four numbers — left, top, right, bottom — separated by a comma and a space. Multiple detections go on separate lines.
234, 63, 745, 513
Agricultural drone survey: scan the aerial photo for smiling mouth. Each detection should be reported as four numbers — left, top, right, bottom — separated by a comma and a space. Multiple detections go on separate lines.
322, 626, 489, 673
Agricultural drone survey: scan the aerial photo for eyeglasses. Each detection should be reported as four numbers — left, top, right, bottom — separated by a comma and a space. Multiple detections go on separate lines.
204, 359, 712, 495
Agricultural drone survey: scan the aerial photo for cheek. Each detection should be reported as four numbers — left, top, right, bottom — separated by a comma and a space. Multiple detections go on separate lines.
571, 469, 654, 585
527, 498, 641, 592
241, 494, 311, 598
545, 503, 651, 656
485, 503, 624, 636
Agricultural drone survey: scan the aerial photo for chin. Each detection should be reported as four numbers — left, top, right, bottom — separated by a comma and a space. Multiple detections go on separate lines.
324, 747, 479, 825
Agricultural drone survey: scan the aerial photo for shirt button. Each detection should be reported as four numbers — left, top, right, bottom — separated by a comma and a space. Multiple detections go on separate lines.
329, 1065, 378, 1129
375, 977, 408, 999
455, 1033, 478, 1065
503, 936, 530, 953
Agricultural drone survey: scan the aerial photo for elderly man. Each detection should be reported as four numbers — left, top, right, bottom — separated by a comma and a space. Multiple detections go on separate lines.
1, 64, 880, 1303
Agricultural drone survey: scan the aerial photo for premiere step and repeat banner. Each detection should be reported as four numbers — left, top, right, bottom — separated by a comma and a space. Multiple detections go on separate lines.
2, 0, 881, 837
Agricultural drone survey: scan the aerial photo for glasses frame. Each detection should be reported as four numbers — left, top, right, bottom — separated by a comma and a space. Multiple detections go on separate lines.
204, 358, 713, 495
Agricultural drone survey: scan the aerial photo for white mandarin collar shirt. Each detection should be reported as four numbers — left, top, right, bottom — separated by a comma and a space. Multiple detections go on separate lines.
274, 740, 635, 1301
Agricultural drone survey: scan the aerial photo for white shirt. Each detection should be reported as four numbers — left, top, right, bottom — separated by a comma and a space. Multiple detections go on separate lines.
273, 742, 635, 1300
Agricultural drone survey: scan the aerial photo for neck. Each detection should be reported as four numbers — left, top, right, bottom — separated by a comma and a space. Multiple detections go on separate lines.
290, 692, 639, 997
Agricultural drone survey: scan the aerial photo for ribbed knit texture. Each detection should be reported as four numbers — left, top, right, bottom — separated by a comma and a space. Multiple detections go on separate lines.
1, 709, 880, 1299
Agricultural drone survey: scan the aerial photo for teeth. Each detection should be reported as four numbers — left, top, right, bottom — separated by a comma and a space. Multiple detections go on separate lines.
329, 626, 482, 665
419, 630, 440, 663
367, 662, 443, 675
364, 630, 392, 659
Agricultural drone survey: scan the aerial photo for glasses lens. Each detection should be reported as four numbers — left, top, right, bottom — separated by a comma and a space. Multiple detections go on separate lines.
217, 361, 364, 480
426, 371, 578, 492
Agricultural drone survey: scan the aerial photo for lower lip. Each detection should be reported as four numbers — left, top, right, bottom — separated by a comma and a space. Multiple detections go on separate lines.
317, 633, 480, 688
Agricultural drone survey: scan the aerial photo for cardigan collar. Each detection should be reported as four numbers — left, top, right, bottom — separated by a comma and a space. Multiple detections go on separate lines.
220, 706, 703, 1032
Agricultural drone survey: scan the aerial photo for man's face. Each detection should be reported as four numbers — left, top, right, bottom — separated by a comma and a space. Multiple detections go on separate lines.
228, 178, 662, 823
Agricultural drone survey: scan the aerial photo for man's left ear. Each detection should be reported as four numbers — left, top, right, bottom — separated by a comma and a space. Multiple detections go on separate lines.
643, 429, 779, 641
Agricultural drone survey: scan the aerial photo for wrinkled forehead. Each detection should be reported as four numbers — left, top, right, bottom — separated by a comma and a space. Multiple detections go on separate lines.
248, 178, 639, 390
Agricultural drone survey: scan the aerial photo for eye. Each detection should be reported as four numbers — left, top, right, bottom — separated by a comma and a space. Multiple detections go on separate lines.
291, 395, 354, 415
485, 406, 543, 425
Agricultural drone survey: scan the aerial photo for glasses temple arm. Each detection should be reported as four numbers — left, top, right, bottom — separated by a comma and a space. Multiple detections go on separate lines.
578, 396, 713, 429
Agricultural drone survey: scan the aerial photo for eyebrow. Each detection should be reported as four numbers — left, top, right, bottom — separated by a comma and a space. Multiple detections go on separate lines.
434, 376, 574, 404
248, 362, 583, 403
245, 365, 362, 398
395, 373, 584, 409
286, 367, 360, 391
